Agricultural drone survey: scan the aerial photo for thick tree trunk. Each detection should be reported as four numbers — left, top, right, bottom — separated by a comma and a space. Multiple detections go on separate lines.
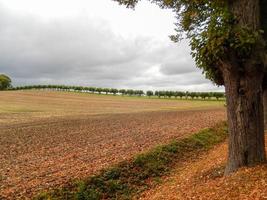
263, 73, 267, 130
221, 63, 266, 174
264, 89, 267, 130
220, 0, 266, 175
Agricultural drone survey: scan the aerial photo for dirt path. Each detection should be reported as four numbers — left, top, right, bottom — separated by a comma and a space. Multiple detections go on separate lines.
0, 108, 225, 199
139, 136, 267, 200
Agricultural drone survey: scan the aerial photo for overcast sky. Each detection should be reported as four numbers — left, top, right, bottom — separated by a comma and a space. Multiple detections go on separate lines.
0, 0, 223, 91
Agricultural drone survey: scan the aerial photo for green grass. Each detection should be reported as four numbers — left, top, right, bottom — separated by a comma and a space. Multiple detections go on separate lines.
34, 122, 228, 200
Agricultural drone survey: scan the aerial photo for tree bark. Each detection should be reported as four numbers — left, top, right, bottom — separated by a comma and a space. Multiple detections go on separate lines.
221, 62, 266, 175
263, 74, 267, 130
221, 0, 266, 174
264, 89, 267, 130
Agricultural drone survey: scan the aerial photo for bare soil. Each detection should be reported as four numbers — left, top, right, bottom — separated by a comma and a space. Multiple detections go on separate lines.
0, 91, 226, 199
0, 109, 226, 199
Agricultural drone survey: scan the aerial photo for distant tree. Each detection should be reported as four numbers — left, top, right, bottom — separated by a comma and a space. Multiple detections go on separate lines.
83, 87, 90, 92
190, 92, 198, 99
96, 88, 102, 94
159, 91, 166, 98
133, 90, 143, 96
176, 91, 185, 99
155, 91, 158, 97
199, 92, 209, 100
207, 92, 212, 100
166, 91, 173, 98
74, 86, 82, 91
103, 88, 110, 95
110, 88, 118, 95
146, 90, 154, 97
138, 90, 144, 96
195, 92, 200, 99
126, 89, 134, 96
133, 90, 138, 96
119, 89, 126, 95
213, 92, 225, 100
89, 87, 96, 93
0, 74, 12, 90
173, 91, 178, 98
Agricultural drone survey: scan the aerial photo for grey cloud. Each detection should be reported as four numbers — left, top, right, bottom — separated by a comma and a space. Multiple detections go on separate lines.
155, 41, 198, 76
0, 6, 146, 80
127, 71, 209, 88
160, 60, 196, 75
0, 4, 222, 91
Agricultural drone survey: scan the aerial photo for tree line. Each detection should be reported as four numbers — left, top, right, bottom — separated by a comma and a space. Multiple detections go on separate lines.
10, 85, 225, 100
11, 85, 145, 96
152, 90, 224, 100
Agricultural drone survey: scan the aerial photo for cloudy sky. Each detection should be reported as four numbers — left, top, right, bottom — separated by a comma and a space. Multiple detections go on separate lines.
0, 0, 223, 91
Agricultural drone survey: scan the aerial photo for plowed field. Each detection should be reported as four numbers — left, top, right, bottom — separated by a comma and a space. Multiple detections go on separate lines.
0, 91, 226, 199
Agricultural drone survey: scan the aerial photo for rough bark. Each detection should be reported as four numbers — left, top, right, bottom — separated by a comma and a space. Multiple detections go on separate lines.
260, 0, 267, 129
221, 62, 266, 174
264, 89, 267, 130
222, 0, 266, 174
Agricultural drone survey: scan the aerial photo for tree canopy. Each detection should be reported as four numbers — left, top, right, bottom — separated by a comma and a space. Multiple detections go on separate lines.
0, 74, 12, 90
114, 0, 267, 85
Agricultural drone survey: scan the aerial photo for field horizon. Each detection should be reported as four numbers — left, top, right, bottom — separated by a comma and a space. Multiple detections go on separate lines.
0, 90, 224, 126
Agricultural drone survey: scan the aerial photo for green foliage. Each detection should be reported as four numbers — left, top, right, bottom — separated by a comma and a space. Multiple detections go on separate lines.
113, 0, 267, 85
96, 88, 103, 94
110, 88, 119, 95
0, 74, 12, 90
12, 85, 225, 100
119, 89, 126, 95
35, 122, 228, 200
134, 90, 144, 96
146, 90, 154, 97
75, 182, 100, 200
102, 88, 110, 94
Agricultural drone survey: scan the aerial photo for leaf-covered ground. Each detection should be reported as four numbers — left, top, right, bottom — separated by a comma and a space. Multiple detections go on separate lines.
0, 91, 226, 199
139, 136, 267, 200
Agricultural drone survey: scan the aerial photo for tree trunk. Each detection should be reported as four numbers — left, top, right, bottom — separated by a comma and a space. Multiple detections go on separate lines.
221, 62, 266, 175
264, 89, 267, 130
220, 0, 266, 175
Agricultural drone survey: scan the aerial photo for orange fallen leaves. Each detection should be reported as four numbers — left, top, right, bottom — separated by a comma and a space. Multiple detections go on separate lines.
139, 137, 267, 200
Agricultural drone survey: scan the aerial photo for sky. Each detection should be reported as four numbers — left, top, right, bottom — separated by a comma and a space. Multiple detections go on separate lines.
0, 0, 223, 91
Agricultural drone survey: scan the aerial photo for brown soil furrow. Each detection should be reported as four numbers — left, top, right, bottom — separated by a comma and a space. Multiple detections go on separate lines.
0, 108, 225, 199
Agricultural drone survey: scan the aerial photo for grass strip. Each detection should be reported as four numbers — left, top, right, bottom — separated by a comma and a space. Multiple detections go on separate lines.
35, 122, 228, 200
